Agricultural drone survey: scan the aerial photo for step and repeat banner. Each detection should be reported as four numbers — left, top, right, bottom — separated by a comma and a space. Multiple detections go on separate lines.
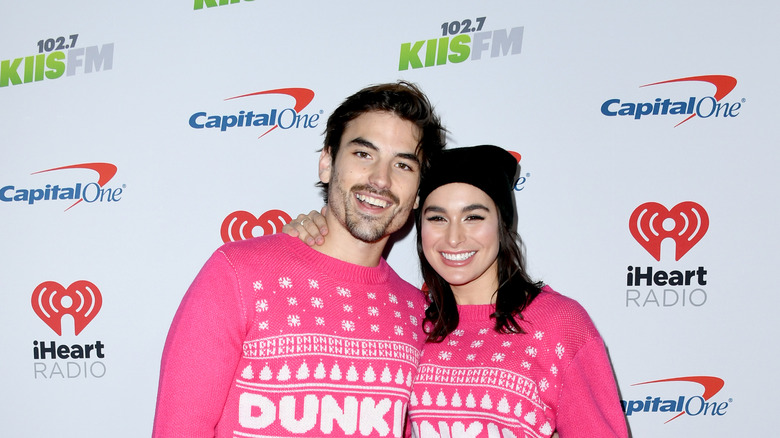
2, 1, 778, 437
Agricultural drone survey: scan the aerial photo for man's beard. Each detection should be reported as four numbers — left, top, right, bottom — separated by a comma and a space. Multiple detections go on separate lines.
344, 204, 394, 243
329, 169, 404, 243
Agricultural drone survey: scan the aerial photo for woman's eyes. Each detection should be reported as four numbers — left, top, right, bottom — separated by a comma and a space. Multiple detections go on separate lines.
424, 215, 485, 222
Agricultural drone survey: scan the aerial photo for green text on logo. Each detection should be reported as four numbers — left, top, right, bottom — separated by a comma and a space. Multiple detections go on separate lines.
1, 43, 114, 88
194, 0, 254, 10
399, 27, 523, 71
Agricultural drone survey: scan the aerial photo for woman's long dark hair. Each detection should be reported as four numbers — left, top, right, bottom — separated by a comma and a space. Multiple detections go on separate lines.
416, 211, 543, 343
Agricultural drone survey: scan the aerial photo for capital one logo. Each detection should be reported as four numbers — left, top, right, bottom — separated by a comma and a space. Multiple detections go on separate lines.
622, 376, 729, 423
189, 88, 319, 139
31, 281, 102, 335
629, 202, 709, 261
507, 150, 531, 192
221, 209, 292, 243
2, 162, 121, 211
601, 75, 741, 127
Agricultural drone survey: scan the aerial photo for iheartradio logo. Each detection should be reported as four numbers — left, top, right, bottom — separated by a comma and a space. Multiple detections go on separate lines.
629, 202, 709, 261
31, 281, 102, 336
221, 209, 292, 243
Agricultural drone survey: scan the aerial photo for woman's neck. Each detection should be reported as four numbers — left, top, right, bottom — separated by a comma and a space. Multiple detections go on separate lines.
450, 260, 499, 305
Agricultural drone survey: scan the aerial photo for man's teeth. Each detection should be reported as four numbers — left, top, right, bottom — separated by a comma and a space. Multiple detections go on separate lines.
356, 193, 388, 208
442, 251, 476, 261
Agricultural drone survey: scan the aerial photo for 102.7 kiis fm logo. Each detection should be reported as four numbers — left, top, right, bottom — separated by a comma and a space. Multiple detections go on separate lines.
31, 281, 107, 380
626, 202, 709, 308
194, 0, 254, 10
1, 33, 113, 88
399, 16, 523, 71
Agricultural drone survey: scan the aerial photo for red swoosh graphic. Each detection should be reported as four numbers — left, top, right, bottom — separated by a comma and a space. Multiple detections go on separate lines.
640, 75, 737, 127
632, 376, 725, 423
225, 88, 315, 138
32, 162, 118, 211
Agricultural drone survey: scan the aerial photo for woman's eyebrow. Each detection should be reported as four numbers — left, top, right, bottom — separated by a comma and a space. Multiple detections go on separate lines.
423, 203, 490, 214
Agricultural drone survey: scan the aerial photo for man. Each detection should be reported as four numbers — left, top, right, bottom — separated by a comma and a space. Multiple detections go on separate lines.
152, 81, 445, 437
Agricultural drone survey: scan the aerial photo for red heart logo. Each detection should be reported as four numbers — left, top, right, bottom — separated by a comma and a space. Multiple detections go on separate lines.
629, 202, 709, 261
221, 209, 292, 243
31, 281, 102, 335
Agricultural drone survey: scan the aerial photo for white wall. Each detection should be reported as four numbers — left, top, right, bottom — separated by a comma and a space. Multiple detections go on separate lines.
1, 1, 777, 436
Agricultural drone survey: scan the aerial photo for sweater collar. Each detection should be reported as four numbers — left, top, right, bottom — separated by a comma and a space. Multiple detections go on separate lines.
280, 234, 395, 285
456, 303, 496, 322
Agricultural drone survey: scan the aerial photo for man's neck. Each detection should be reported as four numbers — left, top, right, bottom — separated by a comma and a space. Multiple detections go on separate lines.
311, 215, 388, 267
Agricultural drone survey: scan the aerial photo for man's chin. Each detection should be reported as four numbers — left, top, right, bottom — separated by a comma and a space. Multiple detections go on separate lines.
346, 217, 392, 243
348, 226, 388, 243
344, 207, 409, 243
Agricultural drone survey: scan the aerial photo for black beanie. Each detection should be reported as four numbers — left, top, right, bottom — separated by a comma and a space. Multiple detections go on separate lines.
417, 145, 518, 226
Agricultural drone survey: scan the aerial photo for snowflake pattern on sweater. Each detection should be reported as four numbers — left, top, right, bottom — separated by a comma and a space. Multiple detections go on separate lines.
408, 287, 627, 438
153, 234, 427, 438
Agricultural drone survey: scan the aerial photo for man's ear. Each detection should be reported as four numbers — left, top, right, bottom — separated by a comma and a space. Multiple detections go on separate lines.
318, 148, 332, 183
413, 195, 420, 210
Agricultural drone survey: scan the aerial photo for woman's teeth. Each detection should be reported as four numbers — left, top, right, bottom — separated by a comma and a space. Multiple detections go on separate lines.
442, 251, 475, 261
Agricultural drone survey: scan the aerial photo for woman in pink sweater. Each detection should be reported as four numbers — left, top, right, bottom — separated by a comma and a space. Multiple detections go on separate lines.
288, 145, 628, 438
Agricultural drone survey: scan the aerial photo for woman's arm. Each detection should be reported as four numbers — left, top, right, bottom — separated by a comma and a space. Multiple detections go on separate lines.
282, 207, 329, 245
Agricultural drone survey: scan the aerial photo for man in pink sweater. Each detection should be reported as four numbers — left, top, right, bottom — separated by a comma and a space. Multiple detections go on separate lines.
152, 82, 446, 437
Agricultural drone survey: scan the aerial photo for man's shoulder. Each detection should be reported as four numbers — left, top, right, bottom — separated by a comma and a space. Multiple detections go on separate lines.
216, 234, 295, 264
381, 265, 424, 302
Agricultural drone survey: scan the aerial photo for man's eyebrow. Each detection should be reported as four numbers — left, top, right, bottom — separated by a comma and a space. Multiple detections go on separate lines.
348, 137, 377, 150
348, 137, 420, 165
397, 152, 421, 165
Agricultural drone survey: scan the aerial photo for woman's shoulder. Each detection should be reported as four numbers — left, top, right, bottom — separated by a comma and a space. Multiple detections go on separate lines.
522, 285, 601, 342
529, 285, 590, 315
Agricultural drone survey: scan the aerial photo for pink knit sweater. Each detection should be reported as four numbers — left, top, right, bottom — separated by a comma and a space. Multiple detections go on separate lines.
153, 234, 427, 437
408, 287, 627, 438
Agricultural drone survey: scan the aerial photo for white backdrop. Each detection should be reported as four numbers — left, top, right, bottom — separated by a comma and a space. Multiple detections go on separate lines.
1, 1, 778, 436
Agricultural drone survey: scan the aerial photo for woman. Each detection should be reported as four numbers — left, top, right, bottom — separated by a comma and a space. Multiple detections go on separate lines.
286, 145, 628, 437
